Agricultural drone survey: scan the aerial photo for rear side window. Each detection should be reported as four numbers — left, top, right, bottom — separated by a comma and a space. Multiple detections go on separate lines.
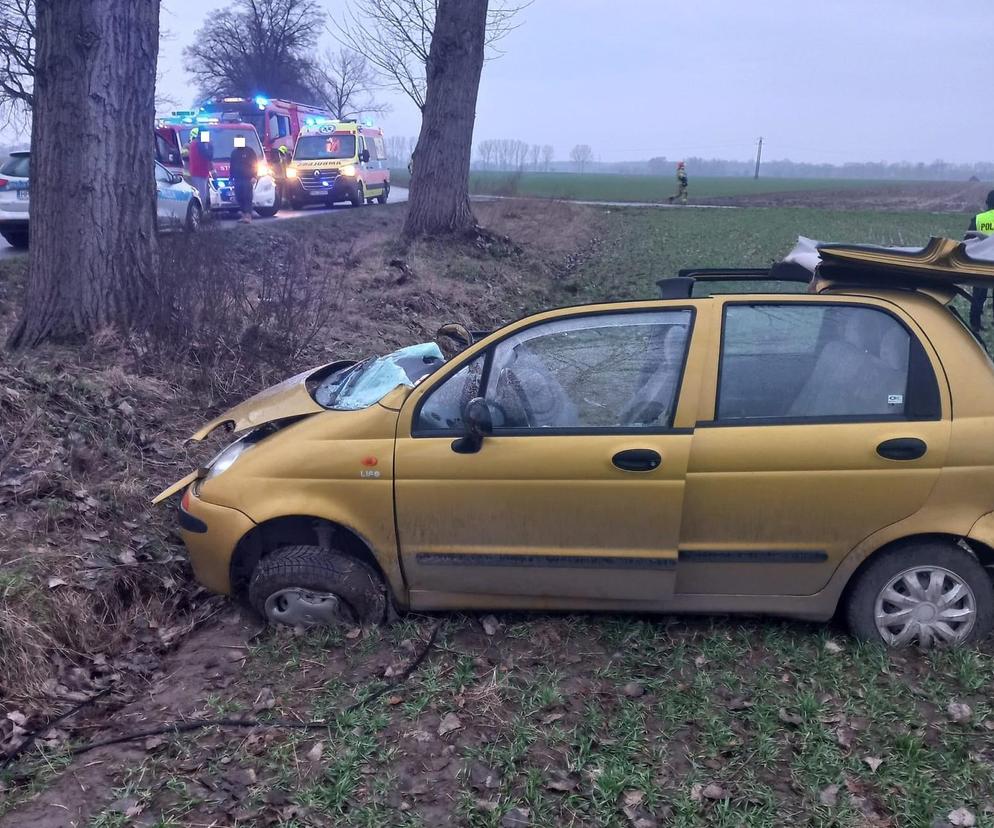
717, 304, 938, 422
1, 155, 29, 178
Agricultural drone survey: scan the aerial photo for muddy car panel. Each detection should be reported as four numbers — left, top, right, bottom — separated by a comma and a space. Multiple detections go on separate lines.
158, 276, 994, 625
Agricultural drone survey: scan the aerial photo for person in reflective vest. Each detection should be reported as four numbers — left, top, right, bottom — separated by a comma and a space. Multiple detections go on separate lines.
969, 190, 994, 331
668, 161, 688, 205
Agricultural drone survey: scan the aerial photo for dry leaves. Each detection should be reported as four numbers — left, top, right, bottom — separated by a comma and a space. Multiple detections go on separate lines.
623, 681, 645, 698
863, 756, 883, 773
948, 702, 973, 723
778, 708, 803, 726
481, 615, 501, 636
948, 807, 976, 827
545, 770, 579, 792
438, 712, 462, 736
824, 640, 844, 654
819, 784, 840, 807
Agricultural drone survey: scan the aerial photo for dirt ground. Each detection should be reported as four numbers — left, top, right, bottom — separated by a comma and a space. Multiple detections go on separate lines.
702, 180, 991, 213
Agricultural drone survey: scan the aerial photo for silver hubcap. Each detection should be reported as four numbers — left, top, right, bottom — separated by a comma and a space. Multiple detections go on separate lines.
264, 587, 350, 627
874, 566, 976, 648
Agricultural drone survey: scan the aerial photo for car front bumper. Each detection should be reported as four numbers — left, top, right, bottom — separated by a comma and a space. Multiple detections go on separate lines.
178, 487, 255, 595
287, 176, 358, 202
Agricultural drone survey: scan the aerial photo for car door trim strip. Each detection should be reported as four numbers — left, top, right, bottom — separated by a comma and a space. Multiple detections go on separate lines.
415, 552, 676, 570
679, 549, 827, 563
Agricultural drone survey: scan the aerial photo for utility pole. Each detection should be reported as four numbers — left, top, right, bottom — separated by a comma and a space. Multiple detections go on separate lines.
754, 136, 763, 179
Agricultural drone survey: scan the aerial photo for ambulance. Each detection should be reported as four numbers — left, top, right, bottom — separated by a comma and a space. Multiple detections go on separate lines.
285, 120, 390, 209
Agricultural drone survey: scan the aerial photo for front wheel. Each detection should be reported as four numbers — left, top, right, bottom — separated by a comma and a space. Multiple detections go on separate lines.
1, 230, 29, 249
845, 541, 993, 648
349, 181, 365, 207
255, 203, 280, 218
248, 545, 387, 627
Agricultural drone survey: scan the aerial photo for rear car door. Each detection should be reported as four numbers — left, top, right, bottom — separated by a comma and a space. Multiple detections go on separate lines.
678, 296, 951, 597
394, 305, 707, 611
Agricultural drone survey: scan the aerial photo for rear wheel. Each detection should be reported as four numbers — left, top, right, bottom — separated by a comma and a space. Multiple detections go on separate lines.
1, 230, 29, 249
376, 182, 390, 205
185, 200, 202, 232
845, 541, 993, 648
248, 545, 387, 627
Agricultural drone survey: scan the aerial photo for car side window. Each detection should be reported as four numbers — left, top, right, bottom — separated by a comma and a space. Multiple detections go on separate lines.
486, 311, 692, 430
717, 304, 916, 422
154, 164, 171, 183
416, 356, 484, 432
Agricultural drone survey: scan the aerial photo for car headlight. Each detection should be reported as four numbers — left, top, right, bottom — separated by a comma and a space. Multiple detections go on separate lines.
286, 167, 298, 178
203, 437, 254, 481
341, 164, 357, 177
257, 161, 271, 177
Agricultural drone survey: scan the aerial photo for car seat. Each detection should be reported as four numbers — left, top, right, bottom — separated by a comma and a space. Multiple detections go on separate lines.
619, 325, 688, 426
491, 347, 578, 428
787, 313, 909, 418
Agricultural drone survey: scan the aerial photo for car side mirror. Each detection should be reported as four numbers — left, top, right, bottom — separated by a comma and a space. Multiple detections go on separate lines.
451, 397, 493, 454
169, 173, 183, 185
360, 149, 370, 163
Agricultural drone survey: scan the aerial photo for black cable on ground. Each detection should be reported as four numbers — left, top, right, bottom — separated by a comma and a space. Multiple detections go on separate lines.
57, 621, 441, 760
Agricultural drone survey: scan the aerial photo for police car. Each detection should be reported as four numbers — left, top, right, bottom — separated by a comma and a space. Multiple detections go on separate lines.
0, 150, 30, 249
154, 160, 203, 231
0, 154, 202, 250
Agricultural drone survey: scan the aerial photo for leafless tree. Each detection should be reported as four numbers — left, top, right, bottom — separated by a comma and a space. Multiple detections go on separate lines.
309, 47, 387, 119
529, 143, 540, 170
0, 0, 35, 124
570, 143, 593, 173
477, 138, 497, 169
403, 0, 487, 237
9, 0, 159, 348
335, 0, 527, 111
541, 143, 554, 171
184, 0, 324, 102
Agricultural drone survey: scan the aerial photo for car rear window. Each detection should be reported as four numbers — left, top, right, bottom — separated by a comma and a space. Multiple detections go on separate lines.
1, 155, 29, 178
717, 304, 916, 421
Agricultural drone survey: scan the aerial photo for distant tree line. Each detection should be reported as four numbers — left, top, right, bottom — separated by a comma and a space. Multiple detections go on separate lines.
475, 139, 555, 172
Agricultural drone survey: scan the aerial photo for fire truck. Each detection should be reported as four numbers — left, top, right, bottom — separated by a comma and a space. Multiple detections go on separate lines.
285, 119, 390, 209
154, 113, 279, 217
199, 96, 332, 156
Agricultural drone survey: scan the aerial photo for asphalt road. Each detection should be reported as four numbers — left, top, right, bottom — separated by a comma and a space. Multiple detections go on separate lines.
0, 186, 410, 257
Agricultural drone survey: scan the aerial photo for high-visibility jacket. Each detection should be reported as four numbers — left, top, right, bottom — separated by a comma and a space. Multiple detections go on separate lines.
976, 209, 994, 235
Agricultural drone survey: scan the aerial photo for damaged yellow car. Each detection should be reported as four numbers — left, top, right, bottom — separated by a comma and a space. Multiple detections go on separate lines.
156, 237, 994, 648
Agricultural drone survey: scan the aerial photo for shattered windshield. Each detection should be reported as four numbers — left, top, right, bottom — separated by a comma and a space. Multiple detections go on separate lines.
313, 343, 445, 410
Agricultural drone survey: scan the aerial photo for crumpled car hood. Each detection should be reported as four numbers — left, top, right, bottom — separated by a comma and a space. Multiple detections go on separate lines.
189, 361, 353, 442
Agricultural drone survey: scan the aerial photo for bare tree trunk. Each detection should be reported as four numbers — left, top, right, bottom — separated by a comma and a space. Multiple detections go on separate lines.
7, 0, 159, 349
403, 0, 487, 239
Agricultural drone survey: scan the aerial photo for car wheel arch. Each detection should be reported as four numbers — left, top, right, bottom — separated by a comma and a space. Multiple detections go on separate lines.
837, 532, 991, 614
229, 515, 387, 599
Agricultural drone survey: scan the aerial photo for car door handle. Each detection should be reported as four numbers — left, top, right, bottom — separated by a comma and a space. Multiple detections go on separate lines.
612, 449, 662, 472
876, 438, 927, 461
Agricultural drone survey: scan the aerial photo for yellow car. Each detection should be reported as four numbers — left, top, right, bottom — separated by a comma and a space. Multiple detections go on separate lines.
156, 237, 994, 648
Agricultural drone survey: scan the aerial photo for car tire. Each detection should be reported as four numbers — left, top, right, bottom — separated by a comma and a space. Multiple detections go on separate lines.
248, 545, 387, 628
1, 230, 28, 249
185, 200, 202, 232
376, 183, 390, 205
254, 204, 279, 218
350, 182, 364, 207
845, 540, 994, 648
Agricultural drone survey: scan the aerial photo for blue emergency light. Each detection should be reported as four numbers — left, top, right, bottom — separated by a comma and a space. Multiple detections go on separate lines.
254, 95, 269, 109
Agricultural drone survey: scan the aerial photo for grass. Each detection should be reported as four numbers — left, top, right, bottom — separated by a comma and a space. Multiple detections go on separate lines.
389, 169, 925, 203
69, 617, 994, 827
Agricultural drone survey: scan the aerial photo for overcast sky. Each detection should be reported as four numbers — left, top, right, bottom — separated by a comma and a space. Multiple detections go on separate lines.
156, 0, 991, 165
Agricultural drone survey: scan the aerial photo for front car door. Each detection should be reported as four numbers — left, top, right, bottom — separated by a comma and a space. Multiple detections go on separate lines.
393, 303, 708, 612
676, 295, 951, 600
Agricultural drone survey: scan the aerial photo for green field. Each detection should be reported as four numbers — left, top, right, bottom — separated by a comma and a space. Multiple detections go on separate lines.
390, 170, 902, 203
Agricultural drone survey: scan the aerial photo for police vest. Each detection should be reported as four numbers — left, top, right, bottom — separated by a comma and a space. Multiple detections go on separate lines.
976, 209, 994, 235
